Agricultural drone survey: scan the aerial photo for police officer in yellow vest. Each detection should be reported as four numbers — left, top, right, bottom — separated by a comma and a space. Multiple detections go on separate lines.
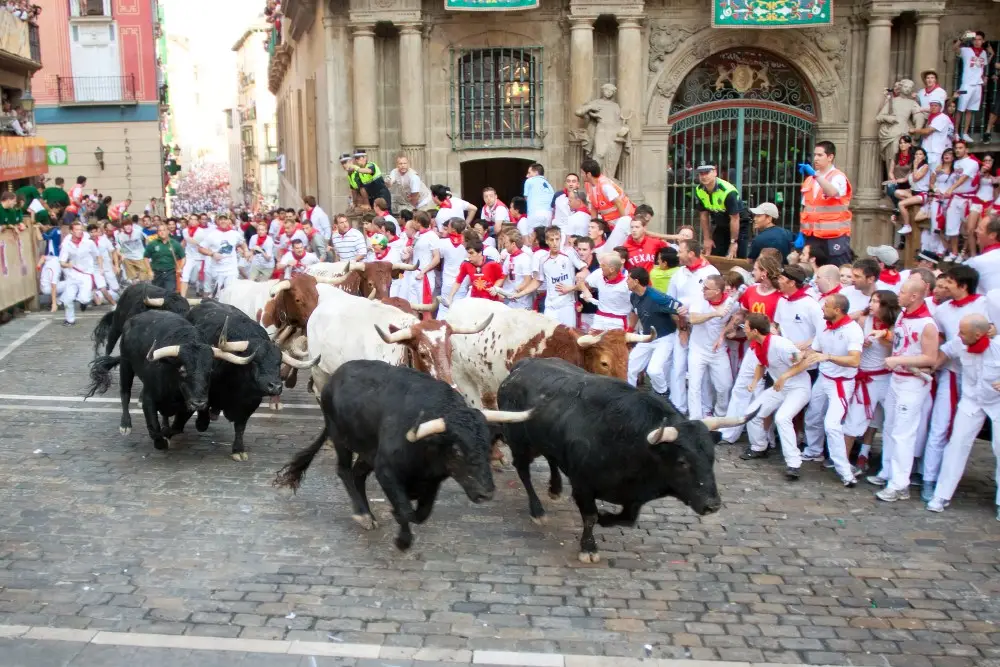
340, 152, 367, 209
694, 162, 748, 259
348, 149, 393, 210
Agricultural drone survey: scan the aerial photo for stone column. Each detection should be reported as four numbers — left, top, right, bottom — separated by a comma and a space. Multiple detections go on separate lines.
351, 23, 378, 149
569, 17, 594, 128
398, 22, 425, 173
857, 15, 894, 199
913, 13, 942, 84
617, 17, 643, 196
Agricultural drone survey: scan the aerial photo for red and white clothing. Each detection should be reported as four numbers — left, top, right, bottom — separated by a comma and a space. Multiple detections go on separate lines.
841, 285, 874, 313
687, 294, 735, 419
774, 289, 825, 348
534, 252, 578, 327
278, 228, 310, 258
437, 233, 471, 317
745, 334, 812, 468
482, 200, 511, 231
844, 316, 893, 437
501, 246, 535, 310
94, 235, 119, 293
665, 258, 721, 414
623, 235, 667, 272
965, 244, 1000, 293
958, 46, 989, 112
552, 192, 571, 231
876, 269, 903, 294
918, 84, 948, 110
923, 114, 954, 168
877, 305, 938, 492
181, 225, 209, 285
585, 270, 631, 331
411, 229, 440, 305
566, 208, 592, 239
971, 173, 994, 213
247, 233, 276, 280
434, 196, 474, 232
277, 250, 320, 279
203, 227, 246, 295
455, 260, 505, 301
59, 236, 99, 322
946, 156, 980, 236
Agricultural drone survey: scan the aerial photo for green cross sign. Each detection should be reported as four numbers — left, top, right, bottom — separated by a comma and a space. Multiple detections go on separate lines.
47, 145, 69, 166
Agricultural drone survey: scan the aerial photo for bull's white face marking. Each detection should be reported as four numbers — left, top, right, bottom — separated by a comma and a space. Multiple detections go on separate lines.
423, 329, 446, 346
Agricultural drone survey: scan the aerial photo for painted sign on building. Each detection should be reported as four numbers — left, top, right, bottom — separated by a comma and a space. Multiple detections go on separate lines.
712, 0, 832, 28
444, 0, 538, 10
0, 137, 48, 181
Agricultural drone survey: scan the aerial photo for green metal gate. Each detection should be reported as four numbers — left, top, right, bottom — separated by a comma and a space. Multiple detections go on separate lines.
664, 48, 817, 234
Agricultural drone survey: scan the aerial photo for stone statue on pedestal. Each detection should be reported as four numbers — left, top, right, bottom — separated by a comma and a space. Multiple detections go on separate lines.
574, 83, 632, 180
876, 79, 925, 178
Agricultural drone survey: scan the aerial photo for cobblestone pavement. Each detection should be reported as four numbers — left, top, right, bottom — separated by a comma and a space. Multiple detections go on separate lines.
1, 311, 1000, 667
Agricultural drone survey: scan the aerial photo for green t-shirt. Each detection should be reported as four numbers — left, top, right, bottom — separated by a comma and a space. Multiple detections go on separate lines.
649, 265, 679, 294
0, 206, 22, 226
15, 185, 40, 212
143, 237, 183, 272
33, 209, 51, 224
42, 186, 70, 208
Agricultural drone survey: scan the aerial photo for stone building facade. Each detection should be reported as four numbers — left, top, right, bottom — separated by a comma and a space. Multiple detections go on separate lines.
268, 0, 1000, 253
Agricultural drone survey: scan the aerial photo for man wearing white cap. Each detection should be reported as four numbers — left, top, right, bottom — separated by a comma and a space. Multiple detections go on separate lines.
746, 202, 794, 261
867, 245, 903, 294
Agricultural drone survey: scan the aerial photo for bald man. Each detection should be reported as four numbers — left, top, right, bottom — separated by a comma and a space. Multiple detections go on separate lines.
925, 314, 1000, 516
814, 263, 871, 314
579, 252, 631, 331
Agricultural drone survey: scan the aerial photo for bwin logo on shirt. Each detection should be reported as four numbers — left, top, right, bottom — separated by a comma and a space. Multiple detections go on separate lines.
550, 273, 569, 284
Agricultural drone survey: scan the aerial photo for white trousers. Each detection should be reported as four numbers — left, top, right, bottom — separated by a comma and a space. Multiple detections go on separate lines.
579, 313, 595, 332
747, 385, 811, 467
627, 334, 674, 394
803, 375, 855, 482
922, 369, 961, 483
61, 272, 95, 323
945, 197, 966, 237
181, 257, 206, 285
843, 372, 891, 438
878, 377, 933, 491
670, 335, 689, 413
688, 345, 733, 419
932, 399, 1000, 503
544, 302, 578, 329
720, 352, 760, 443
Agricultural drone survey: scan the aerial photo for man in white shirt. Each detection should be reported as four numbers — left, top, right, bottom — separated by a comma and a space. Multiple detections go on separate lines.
566, 188, 592, 239
686, 274, 735, 419
410, 210, 441, 306
943, 140, 979, 259
277, 216, 309, 260
954, 32, 992, 142
740, 313, 812, 479
481, 187, 510, 236
88, 223, 118, 305
386, 155, 432, 212
911, 99, 954, 169
518, 226, 578, 327
200, 215, 246, 297
498, 228, 536, 310
917, 69, 948, 113
373, 198, 400, 236
303, 195, 331, 241
799, 293, 865, 486
329, 213, 367, 263
926, 314, 1000, 514
579, 253, 632, 330
277, 239, 320, 278
59, 221, 101, 326
431, 185, 477, 232
967, 216, 1000, 292
115, 220, 149, 283
551, 173, 579, 231
436, 218, 471, 318
773, 264, 825, 354
247, 221, 276, 282
180, 215, 209, 296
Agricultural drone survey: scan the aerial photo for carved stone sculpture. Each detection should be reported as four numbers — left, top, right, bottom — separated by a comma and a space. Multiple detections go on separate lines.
875, 79, 925, 178
575, 83, 631, 181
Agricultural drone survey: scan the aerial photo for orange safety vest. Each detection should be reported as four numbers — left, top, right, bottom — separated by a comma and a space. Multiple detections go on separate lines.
586, 175, 636, 222
800, 168, 852, 239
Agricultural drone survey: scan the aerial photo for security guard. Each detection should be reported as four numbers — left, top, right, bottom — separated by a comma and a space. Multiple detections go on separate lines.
340, 152, 366, 209
693, 162, 748, 259
349, 149, 392, 210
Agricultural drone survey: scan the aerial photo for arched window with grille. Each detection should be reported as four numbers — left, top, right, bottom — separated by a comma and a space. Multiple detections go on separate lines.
450, 47, 543, 150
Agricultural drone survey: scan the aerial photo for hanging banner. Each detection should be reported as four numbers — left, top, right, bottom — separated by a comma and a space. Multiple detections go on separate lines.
0, 136, 48, 182
445, 0, 538, 10
712, 0, 833, 28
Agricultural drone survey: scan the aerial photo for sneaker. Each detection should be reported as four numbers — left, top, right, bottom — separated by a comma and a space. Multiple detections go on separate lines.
962, 132, 974, 142
740, 447, 769, 460
921, 480, 935, 503
79, 303, 88, 312
866, 475, 888, 487
785, 467, 801, 480
985, 132, 993, 143
62, 321, 75, 327
850, 465, 863, 479
876, 487, 910, 502
926, 497, 949, 512
843, 476, 858, 488
823, 458, 835, 469
801, 453, 825, 463
899, 224, 912, 235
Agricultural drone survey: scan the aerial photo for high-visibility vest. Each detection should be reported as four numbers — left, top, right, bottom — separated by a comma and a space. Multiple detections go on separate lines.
800, 168, 852, 239
694, 178, 739, 213
586, 175, 635, 222
358, 161, 383, 186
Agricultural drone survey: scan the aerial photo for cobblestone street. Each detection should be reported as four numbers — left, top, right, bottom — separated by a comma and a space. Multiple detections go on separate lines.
1, 311, 1000, 667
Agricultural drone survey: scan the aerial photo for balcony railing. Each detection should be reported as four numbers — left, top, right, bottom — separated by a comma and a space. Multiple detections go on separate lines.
57, 75, 138, 105
28, 24, 40, 63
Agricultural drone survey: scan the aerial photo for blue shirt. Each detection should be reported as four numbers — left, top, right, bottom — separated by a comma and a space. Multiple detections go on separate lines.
630, 287, 682, 337
748, 225, 794, 262
523, 175, 555, 217
42, 228, 61, 256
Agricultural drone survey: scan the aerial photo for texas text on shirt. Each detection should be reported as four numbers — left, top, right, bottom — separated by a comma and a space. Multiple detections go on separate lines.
965, 244, 1000, 293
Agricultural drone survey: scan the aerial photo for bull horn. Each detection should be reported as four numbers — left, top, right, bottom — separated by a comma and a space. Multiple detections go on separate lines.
186, 298, 202, 306
625, 327, 657, 344
218, 315, 231, 348
374, 323, 413, 343
212, 347, 256, 365
367, 287, 377, 300
220, 340, 250, 353
576, 330, 606, 348
274, 326, 296, 345
392, 262, 417, 271
406, 418, 447, 442
700, 407, 760, 431
144, 297, 165, 307
349, 261, 366, 272
313, 273, 349, 286
281, 351, 321, 369
289, 335, 309, 357
147, 343, 180, 361
450, 313, 493, 335
480, 409, 533, 424
647, 423, 680, 444
409, 297, 439, 312
269, 280, 291, 297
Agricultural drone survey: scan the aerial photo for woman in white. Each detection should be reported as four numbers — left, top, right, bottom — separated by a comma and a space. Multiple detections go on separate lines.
246, 221, 276, 281
889, 147, 931, 236
925, 148, 956, 256
965, 154, 997, 256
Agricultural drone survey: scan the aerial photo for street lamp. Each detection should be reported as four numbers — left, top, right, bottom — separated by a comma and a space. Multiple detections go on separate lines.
94, 147, 105, 170
18, 89, 34, 112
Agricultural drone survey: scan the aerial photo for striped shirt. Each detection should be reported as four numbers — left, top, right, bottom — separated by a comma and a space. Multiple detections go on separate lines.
330, 228, 367, 262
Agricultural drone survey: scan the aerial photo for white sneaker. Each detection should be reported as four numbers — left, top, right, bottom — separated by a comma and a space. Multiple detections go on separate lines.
962, 132, 974, 142
866, 475, 887, 487
926, 497, 949, 512
876, 487, 910, 502
899, 224, 912, 235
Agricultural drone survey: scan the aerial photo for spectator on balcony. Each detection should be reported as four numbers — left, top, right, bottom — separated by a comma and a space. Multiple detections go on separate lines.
42, 177, 70, 210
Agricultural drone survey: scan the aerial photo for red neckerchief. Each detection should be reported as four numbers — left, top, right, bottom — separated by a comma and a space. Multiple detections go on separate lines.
897, 152, 912, 167
306, 207, 314, 221
951, 293, 981, 307
967, 335, 991, 354
374, 246, 390, 260
438, 199, 452, 209
686, 257, 709, 272
508, 247, 522, 259
255, 234, 267, 247
289, 250, 306, 266
406, 235, 415, 248
105, 231, 116, 247
304, 228, 317, 240
593, 238, 606, 250
365, 230, 376, 238
879, 269, 901, 285
71, 235, 83, 246
826, 314, 852, 330
604, 271, 626, 285
982, 243, 1000, 253
902, 303, 932, 319
971, 46, 985, 57
927, 111, 942, 125
418, 227, 433, 236
388, 234, 399, 244
511, 212, 524, 223
924, 84, 943, 96
563, 188, 570, 197
750, 333, 771, 367
707, 295, 726, 307
785, 286, 811, 301
448, 233, 463, 248
820, 284, 842, 298
185, 225, 199, 239
873, 318, 889, 331
933, 296, 948, 305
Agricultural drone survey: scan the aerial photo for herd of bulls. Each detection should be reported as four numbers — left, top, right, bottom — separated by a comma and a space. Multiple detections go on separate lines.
83, 260, 753, 563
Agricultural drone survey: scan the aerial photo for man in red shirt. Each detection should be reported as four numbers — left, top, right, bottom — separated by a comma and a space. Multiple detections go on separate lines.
623, 212, 667, 271
444, 239, 505, 305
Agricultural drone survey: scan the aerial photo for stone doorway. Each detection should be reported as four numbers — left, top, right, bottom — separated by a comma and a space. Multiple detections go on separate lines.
460, 158, 534, 214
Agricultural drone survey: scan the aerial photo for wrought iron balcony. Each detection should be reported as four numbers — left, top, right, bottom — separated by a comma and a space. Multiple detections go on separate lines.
57, 75, 138, 105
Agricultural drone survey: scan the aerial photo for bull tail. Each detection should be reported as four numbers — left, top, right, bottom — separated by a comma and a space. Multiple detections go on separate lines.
85, 355, 121, 398
92, 311, 114, 355
273, 427, 328, 492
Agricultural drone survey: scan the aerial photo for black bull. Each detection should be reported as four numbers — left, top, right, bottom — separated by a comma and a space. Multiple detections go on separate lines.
497, 358, 753, 563
92, 283, 199, 356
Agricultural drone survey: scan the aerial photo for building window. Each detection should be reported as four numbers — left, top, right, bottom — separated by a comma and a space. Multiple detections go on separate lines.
69, 0, 111, 17
451, 47, 543, 150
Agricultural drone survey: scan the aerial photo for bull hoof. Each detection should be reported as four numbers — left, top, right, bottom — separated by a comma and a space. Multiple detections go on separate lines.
548, 491, 563, 501
119, 426, 131, 436
530, 514, 548, 526
394, 534, 413, 551
230, 452, 249, 462
578, 551, 601, 564
153, 438, 170, 451
351, 514, 377, 530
